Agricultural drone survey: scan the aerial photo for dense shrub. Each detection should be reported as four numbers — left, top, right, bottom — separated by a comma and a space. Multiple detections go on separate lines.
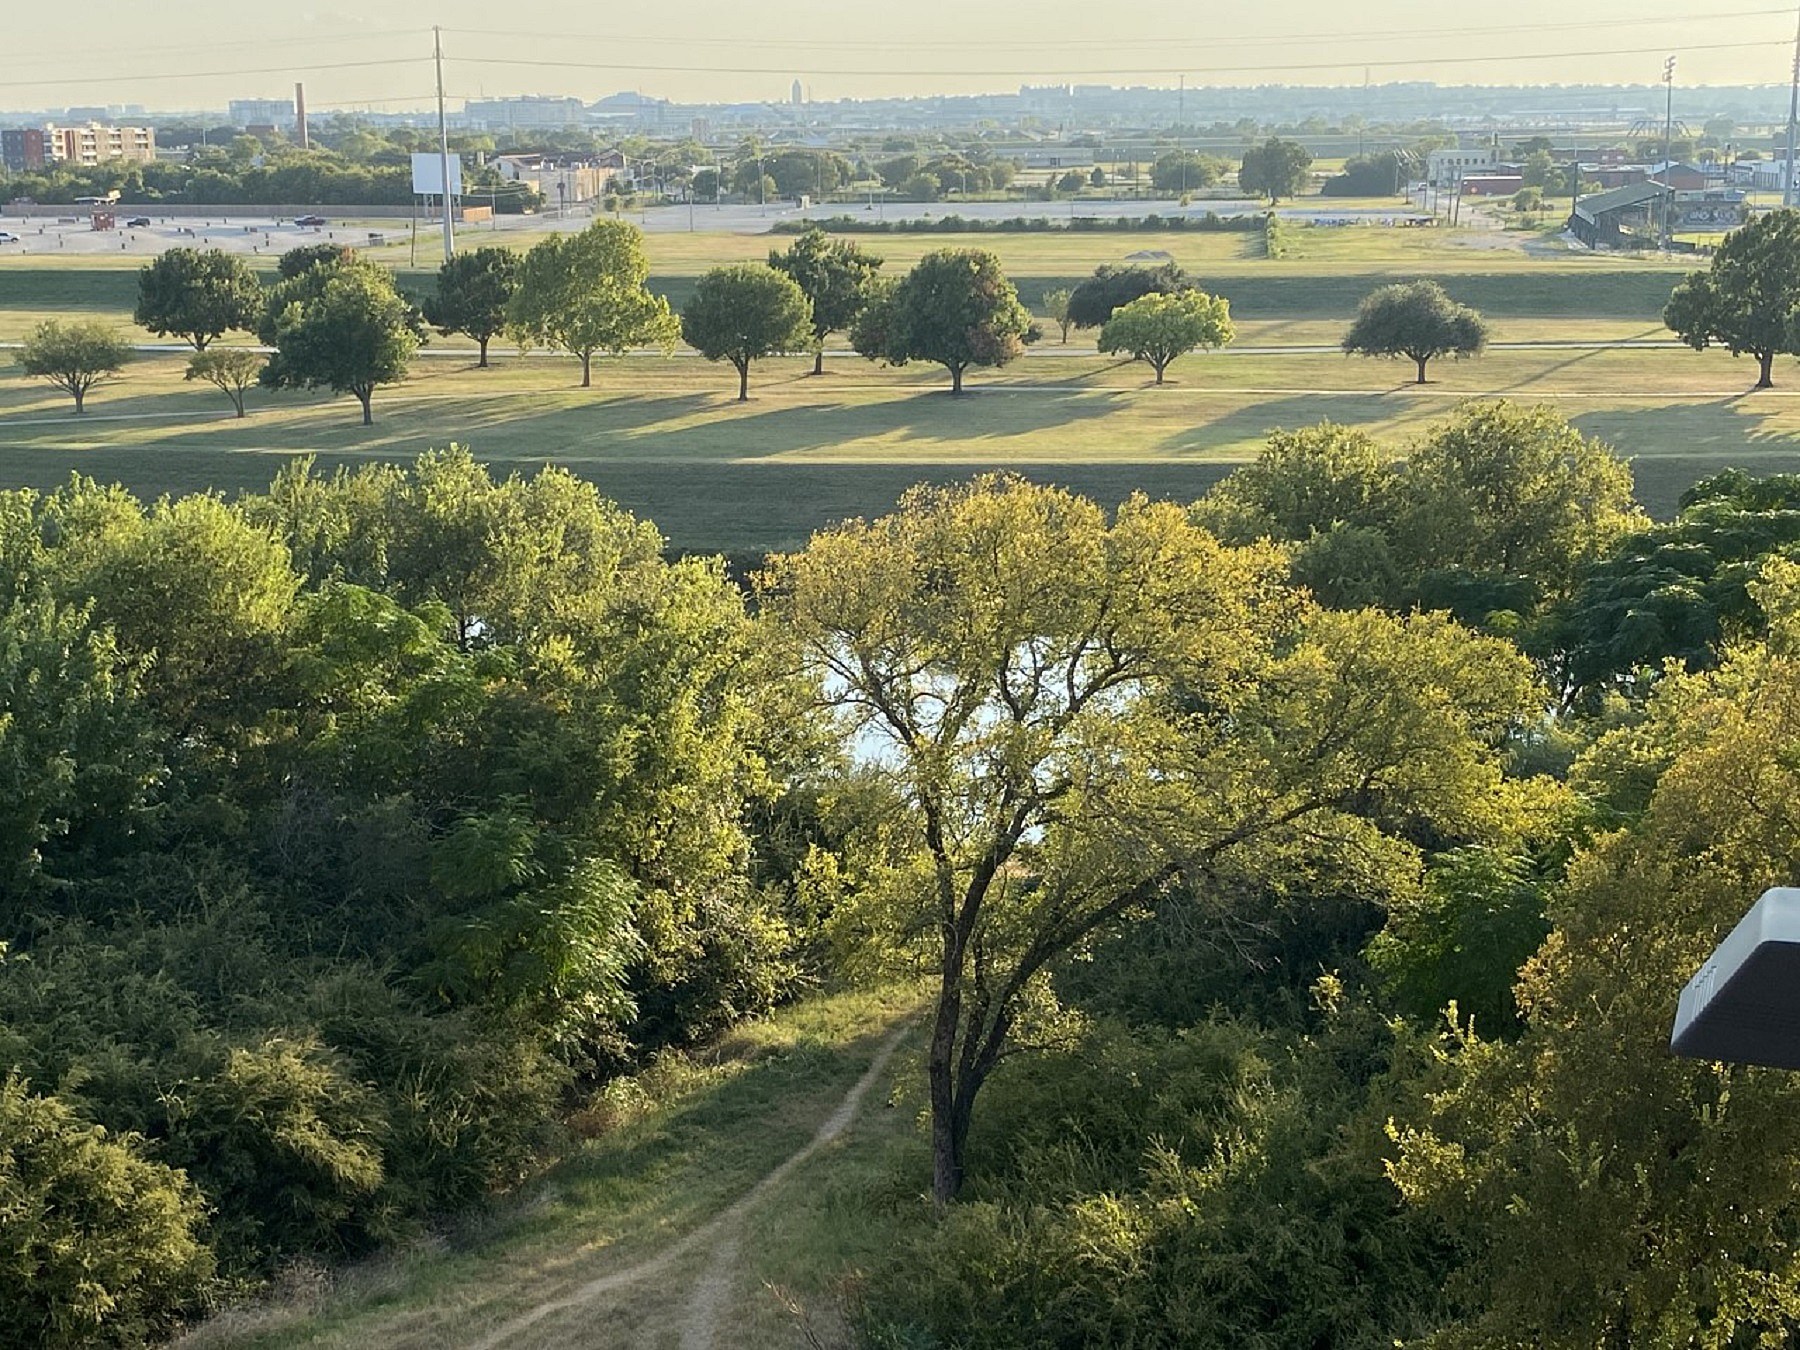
856, 1015, 1453, 1350
0, 1077, 213, 1347
0, 451, 806, 1330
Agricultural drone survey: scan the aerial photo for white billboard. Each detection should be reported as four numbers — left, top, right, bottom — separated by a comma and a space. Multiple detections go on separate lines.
410, 153, 464, 197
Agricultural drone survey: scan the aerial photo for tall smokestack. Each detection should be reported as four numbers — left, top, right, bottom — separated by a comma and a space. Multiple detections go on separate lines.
295, 82, 309, 149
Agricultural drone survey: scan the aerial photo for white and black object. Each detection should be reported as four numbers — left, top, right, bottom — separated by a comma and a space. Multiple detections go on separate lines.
1672, 888, 1800, 1068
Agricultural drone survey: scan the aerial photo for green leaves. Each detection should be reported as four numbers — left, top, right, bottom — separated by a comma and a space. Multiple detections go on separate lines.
133, 247, 261, 351
1096, 289, 1234, 383
17, 319, 131, 414
423, 246, 520, 365
850, 248, 1034, 391
1342, 279, 1490, 382
768, 226, 883, 347
0, 1077, 213, 1348
0, 593, 153, 900
766, 473, 1539, 1201
1391, 560, 1800, 1347
1239, 137, 1314, 203
680, 263, 813, 399
1665, 206, 1800, 385
508, 220, 679, 384
260, 259, 420, 423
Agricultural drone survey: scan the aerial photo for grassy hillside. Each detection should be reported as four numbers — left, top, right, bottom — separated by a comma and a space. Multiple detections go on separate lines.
0, 262, 1683, 326
183, 986, 928, 1350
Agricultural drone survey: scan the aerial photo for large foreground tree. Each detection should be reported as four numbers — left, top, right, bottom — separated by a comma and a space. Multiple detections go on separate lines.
762, 476, 1538, 1203
1664, 207, 1800, 388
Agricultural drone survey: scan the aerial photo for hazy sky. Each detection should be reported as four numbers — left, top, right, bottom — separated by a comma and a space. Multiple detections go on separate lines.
3, 1, 1792, 111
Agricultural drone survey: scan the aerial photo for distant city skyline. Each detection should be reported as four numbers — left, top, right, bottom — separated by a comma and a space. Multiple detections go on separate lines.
0, 0, 1792, 112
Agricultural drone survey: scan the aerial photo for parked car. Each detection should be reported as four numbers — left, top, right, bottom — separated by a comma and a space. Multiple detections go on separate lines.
294, 214, 327, 227
0, 231, 19, 244
125, 216, 151, 228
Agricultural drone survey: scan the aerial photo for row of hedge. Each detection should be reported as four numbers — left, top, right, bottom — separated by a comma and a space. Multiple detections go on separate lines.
771, 211, 1271, 235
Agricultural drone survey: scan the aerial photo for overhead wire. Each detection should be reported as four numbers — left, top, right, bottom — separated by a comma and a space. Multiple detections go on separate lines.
446, 8, 1793, 53
0, 58, 431, 92
0, 10, 1782, 104
441, 38, 1784, 82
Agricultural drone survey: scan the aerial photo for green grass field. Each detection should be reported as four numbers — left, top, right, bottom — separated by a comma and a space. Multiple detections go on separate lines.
0, 223, 1782, 553
0, 343, 1791, 552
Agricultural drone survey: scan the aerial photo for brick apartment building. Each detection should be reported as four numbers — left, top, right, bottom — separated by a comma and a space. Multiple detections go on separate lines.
1, 127, 47, 172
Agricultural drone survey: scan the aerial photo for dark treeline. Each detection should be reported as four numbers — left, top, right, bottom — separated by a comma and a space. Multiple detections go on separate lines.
7, 402, 1800, 1346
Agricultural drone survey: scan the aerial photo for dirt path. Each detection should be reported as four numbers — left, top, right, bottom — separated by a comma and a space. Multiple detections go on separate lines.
468, 1023, 911, 1350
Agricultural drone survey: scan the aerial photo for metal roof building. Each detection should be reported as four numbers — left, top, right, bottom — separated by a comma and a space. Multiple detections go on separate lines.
1569, 180, 1670, 249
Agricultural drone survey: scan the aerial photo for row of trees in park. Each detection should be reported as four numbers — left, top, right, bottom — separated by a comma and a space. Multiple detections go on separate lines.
12, 401, 1800, 1344
14, 226, 1478, 420
18, 208, 1800, 423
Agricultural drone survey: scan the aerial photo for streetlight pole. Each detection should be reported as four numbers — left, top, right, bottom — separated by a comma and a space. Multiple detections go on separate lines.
1662, 56, 1677, 248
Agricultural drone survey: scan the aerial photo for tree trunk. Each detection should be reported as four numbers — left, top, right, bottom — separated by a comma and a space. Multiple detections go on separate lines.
1415, 355, 1429, 384
1153, 357, 1168, 385
928, 980, 965, 1205
232, 392, 246, 418
812, 346, 825, 376
581, 352, 593, 388
737, 359, 750, 402
477, 336, 490, 369
1758, 350, 1775, 388
357, 388, 373, 425
950, 364, 964, 394
72, 386, 85, 415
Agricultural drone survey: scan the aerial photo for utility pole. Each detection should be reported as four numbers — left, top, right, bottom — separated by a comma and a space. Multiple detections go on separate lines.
1786, 1, 1800, 208
434, 26, 455, 261
1661, 55, 1677, 248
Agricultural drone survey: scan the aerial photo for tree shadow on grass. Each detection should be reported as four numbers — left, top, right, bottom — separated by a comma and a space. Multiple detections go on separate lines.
1572, 395, 1800, 515
568, 387, 1136, 462
1153, 390, 1447, 458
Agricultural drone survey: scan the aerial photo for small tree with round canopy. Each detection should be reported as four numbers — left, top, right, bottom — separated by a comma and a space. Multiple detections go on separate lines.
1343, 280, 1490, 384
680, 264, 813, 401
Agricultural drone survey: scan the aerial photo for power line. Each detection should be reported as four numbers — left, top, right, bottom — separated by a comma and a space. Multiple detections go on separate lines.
445, 38, 1782, 82
18, 27, 427, 64
448, 8, 1792, 54
0, 57, 430, 92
